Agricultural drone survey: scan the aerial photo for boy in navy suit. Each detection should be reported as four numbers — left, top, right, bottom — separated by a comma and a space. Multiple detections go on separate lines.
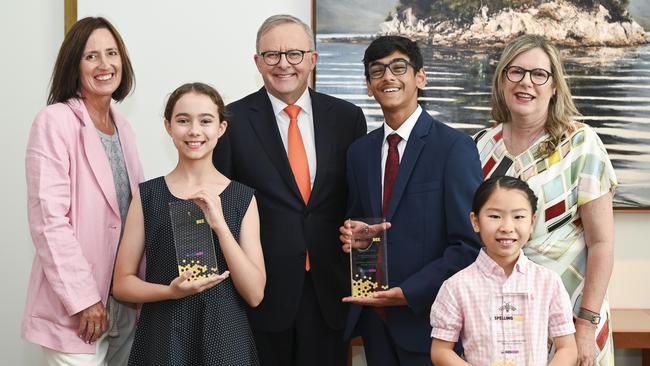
340, 36, 483, 365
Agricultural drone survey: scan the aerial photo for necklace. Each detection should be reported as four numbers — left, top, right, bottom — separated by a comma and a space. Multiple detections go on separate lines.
503, 123, 545, 157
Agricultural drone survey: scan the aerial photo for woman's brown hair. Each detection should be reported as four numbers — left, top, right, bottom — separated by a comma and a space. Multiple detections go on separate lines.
47, 16, 135, 105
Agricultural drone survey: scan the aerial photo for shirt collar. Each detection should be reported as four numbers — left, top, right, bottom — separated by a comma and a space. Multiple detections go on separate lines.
476, 248, 529, 276
267, 88, 312, 118
383, 105, 421, 143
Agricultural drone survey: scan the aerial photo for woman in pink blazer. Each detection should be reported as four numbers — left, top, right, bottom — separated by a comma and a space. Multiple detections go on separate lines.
22, 17, 143, 366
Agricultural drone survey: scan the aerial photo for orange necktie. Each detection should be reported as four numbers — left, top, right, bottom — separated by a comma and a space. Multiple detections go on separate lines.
284, 104, 311, 271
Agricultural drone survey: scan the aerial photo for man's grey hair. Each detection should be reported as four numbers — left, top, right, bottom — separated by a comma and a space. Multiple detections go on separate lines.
256, 14, 315, 53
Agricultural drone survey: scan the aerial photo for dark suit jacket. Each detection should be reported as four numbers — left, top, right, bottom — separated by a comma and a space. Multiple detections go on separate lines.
343, 109, 483, 353
213, 87, 367, 332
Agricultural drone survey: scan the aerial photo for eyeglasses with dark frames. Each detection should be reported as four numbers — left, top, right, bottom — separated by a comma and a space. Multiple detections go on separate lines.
259, 50, 314, 66
504, 66, 553, 86
368, 59, 416, 79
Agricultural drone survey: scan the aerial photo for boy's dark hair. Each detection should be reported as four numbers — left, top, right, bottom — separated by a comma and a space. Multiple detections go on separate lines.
472, 176, 538, 215
362, 36, 423, 81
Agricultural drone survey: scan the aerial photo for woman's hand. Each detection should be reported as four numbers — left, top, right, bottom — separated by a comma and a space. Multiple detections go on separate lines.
168, 270, 230, 300
189, 190, 227, 230
575, 319, 597, 366
77, 301, 107, 344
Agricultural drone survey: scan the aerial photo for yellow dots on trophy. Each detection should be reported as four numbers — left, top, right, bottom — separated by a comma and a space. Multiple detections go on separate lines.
351, 277, 379, 297
178, 259, 213, 280
351, 273, 388, 296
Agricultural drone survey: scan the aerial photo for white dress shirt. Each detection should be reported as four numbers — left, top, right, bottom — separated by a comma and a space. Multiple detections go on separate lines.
381, 105, 422, 198
267, 89, 317, 188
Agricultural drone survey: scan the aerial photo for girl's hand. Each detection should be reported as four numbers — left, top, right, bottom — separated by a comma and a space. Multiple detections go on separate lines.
168, 270, 230, 299
189, 190, 226, 230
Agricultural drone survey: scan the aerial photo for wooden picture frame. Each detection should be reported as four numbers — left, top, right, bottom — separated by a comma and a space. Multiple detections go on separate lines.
64, 0, 76, 34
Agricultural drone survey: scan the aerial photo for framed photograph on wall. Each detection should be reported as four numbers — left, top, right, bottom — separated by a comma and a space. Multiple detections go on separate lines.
314, 0, 650, 210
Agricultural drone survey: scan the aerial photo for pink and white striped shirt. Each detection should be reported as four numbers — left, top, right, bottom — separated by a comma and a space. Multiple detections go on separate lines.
430, 249, 575, 365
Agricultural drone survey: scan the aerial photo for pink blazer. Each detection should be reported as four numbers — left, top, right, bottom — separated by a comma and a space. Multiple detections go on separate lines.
22, 98, 144, 353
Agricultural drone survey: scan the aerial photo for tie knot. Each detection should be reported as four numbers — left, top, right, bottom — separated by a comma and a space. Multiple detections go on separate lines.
387, 134, 401, 148
284, 104, 301, 120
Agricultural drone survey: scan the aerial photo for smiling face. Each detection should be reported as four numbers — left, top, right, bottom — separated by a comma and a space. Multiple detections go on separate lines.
254, 22, 317, 105
366, 51, 426, 126
79, 28, 122, 101
165, 92, 227, 161
470, 187, 536, 273
502, 47, 556, 124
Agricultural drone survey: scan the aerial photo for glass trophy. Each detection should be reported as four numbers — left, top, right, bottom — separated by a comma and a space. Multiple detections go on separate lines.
169, 200, 219, 280
489, 292, 530, 366
349, 218, 389, 297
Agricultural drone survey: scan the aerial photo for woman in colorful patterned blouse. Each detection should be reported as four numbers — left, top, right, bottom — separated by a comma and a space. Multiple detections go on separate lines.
474, 34, 617, 366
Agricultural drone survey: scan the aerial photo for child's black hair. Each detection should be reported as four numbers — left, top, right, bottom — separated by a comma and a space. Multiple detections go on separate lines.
472, 176, 538, 214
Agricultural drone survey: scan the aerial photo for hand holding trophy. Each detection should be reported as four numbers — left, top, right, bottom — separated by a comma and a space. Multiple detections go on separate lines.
340, 218, 391, 298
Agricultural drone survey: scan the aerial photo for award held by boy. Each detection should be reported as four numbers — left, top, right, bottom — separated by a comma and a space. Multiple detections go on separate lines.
349, 218, 389, 297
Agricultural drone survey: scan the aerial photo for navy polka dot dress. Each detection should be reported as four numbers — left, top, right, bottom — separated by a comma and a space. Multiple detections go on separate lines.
128, 177, 259, 366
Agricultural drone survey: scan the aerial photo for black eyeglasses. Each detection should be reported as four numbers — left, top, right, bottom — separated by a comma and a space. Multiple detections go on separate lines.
368, 59, 416, 79
259, 50, 314, 66
504, 66, 553, 86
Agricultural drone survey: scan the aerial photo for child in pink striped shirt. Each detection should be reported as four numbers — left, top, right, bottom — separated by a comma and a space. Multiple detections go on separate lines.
430, 176, 577, 366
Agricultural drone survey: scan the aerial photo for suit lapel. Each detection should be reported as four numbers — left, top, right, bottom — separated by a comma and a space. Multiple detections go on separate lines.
367, 130, 384, 217
68, 98, 120, 217
247, 88, 304, 203
309, 89, 333, 207
385, 111, 432, 219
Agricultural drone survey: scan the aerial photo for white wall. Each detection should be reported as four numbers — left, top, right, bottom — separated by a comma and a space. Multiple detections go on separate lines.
0, 1, 309, 364
1, 0, 64, 364
76, 0, 311, 180
1, 1, 648, 365
610, 212, 650, 309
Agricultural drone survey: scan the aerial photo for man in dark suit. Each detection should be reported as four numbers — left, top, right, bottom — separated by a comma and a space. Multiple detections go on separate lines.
212, 14, 366, 366
340, 36, 483, 365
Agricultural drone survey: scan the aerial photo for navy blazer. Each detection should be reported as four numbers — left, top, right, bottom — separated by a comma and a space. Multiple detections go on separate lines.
213, 87, 367, 332
344, 109, 483, 353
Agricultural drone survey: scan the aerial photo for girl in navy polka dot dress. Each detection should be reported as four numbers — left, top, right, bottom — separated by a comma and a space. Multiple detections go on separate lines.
113, 83, 265, 365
